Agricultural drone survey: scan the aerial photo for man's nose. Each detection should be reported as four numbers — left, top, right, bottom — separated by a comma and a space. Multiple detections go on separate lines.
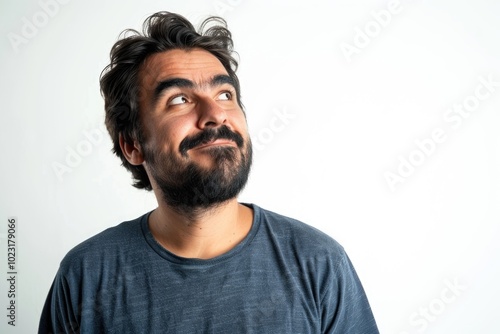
196, 97, 228, 129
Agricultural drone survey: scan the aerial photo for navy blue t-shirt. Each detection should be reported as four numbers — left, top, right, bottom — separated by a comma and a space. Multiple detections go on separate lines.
39, 204, 378, 333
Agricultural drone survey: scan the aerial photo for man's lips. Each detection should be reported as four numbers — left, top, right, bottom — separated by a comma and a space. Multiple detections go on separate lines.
179, 125, 244, 156
191, 139, 237, 150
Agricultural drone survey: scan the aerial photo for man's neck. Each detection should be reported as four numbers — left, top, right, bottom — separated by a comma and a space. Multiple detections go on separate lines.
148, 200, 253, 259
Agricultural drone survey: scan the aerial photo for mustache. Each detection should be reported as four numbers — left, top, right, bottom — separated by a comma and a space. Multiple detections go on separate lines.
179, 125, 245, 155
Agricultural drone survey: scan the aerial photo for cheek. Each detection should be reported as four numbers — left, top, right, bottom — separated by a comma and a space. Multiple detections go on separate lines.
234, 115, 249, 137
156, 118, 193, 151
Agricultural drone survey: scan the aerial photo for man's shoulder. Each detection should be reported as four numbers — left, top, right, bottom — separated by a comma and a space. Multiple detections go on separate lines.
253, 204, 346, 259
59, 212, 149, 271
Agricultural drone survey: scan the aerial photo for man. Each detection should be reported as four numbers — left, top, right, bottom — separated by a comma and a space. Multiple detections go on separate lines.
39, 11, 379, 333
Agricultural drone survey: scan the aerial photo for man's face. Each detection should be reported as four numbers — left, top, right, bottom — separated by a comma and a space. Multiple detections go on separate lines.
136, 48, 252, 212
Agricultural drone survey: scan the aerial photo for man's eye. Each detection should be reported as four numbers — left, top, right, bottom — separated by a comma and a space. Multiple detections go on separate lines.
169, 95, 188, 105
218, 92, 232, 101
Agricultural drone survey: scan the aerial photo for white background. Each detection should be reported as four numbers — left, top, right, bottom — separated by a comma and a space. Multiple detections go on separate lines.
1, 0, 499, 333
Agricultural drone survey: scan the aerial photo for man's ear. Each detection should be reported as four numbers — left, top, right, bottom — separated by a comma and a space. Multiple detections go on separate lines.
119, 133, 144, 165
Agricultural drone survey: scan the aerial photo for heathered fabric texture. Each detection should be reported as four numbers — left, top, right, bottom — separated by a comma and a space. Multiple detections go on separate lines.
39, 204, 378, 333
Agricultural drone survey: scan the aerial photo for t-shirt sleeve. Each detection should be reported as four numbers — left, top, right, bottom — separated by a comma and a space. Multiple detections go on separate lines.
38, 272, 81, 334
320, 251, 379, 334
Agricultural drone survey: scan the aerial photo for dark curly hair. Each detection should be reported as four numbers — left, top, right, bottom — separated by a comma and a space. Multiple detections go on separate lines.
99, 11, 241, 190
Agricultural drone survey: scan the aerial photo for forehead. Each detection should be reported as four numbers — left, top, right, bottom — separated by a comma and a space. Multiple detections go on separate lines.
139, 48, 228, 88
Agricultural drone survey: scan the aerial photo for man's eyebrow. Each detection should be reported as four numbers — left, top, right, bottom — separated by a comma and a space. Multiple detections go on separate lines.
153, 78, 194, 103
151, 74, 236, 105
210, 74, 236, 88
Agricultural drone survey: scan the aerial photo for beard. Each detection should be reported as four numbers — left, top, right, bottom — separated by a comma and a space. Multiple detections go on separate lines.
143, 125, 252, 216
